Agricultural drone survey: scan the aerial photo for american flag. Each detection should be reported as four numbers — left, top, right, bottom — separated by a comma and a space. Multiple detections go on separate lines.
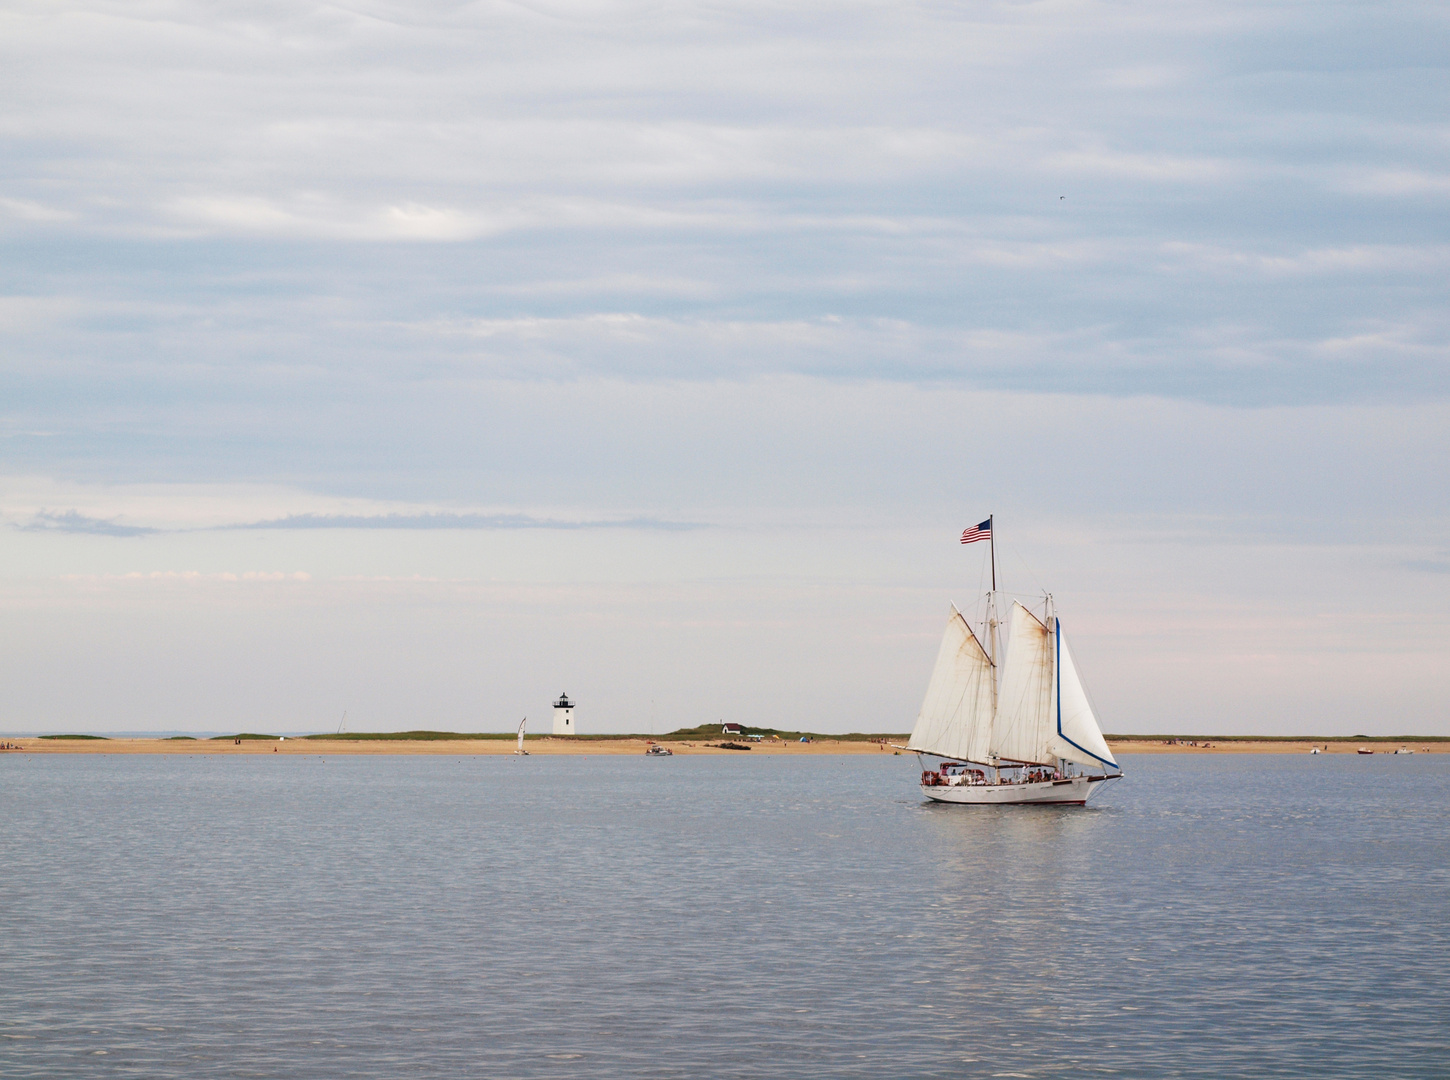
960, 518, 991, 545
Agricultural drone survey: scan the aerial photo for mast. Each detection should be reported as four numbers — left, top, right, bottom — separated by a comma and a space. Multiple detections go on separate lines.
1053, 617, 1062, 777
987, 589, 1000, 782
987, 515, 1000, 778
989, 513, 996, 592
1045, 593, 1063, 776
989, 516, 1001, 668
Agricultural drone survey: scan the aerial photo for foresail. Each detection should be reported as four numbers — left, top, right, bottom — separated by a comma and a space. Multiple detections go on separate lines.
991, 601, 1055, 765
1047, 624, 1119, 769
906, 605, 994, 762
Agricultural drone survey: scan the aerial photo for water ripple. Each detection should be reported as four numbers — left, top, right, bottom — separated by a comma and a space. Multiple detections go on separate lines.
1, 752, 1447, 1078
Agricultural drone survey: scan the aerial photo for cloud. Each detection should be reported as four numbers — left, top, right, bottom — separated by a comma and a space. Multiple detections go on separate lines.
0, 0, 1445, 407
56, 571, 313, 583
18, 510, 157, 537
0, 197, 75, 224
1159, 243, 1450, 280
1335, 169, 1450, 198
7, 504, 704, 537
163, 195, 503, 242
226, 512, 704, 532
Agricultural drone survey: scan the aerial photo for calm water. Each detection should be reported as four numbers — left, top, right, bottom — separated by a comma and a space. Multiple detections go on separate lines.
2, 752, 1447, 1078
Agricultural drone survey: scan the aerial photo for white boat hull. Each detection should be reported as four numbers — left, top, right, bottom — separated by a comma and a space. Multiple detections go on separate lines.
922, 774, 1118, 805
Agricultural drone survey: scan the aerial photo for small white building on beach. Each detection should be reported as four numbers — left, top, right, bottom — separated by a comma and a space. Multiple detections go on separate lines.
553, 692, 575, 735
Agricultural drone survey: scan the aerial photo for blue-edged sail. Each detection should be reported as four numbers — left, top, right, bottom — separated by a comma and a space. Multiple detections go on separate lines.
905, 605, 995, 764
992, 602, 1118, 769
1046, 623, 1118, 769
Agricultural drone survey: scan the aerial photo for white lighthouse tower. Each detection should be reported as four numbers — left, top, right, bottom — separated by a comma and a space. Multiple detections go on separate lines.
552, 692, 575, 735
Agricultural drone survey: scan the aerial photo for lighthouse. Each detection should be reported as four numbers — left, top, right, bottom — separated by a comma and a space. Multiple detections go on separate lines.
552, 692, 575, 735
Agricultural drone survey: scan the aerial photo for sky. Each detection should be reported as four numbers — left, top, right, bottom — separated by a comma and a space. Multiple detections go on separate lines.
1, 0, 1447, 736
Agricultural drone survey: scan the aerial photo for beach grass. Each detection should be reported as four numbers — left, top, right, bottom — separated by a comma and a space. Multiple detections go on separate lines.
304, 728, 904, 742
659, 723, 901, 742
39, 734, 109, 740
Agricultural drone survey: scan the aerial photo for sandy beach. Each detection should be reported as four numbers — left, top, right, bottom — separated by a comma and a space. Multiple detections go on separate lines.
1105, 738, 1439, 755
1, 735, 1440, 756
0, 736, 900, 756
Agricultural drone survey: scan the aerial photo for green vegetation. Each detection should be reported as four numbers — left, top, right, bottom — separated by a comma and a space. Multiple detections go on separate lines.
28, 728, 1446, 745
282, 726, 911, 742
659, 723, 905, 742
200, 727, 1450, 745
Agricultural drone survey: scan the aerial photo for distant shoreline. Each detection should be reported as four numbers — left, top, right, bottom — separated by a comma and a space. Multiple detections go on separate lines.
1106, 738, 1441, 755
1, 735, 1442, 756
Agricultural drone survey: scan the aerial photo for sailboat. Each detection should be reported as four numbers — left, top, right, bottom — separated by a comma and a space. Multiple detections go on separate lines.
515, 717, 529, 756
905, 518, 1123, 805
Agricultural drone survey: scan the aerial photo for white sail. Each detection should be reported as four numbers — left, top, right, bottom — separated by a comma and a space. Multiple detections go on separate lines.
991, 601, 1055, 765
1046, 623, 1118, 769
516, 717, 527, 754
905, 605, 995, 762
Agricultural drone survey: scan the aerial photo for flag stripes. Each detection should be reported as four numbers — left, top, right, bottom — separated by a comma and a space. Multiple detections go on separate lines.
960, 518, 991, 545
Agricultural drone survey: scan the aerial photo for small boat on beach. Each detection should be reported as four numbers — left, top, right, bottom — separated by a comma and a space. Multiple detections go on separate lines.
645, 744, 673, 756
1357, 747, 1374, 755
905, 518, 1122, 806
1395, 747, 1415, 755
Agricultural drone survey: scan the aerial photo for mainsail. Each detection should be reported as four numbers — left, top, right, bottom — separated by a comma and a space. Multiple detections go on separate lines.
909, 595, 1119, 775
1046, 624, 1118, 769
991, 601, 1056, 765
905, 605, 995, 763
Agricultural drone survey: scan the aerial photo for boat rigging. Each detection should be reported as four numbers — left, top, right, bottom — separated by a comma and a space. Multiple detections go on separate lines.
906, 516, 1123, 805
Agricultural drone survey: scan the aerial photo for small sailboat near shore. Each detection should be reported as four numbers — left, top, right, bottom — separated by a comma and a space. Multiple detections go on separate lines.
906, 518, 1122, 806
515, 717, 529, 756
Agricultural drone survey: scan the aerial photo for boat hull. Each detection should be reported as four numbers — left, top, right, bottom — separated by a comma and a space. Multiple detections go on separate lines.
922, 774, 1118, 805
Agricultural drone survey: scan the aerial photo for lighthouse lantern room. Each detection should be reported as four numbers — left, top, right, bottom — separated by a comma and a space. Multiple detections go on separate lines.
552, 692, 575, 735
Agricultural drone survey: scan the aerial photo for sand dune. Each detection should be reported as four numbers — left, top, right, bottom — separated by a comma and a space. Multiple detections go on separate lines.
2, 736, 1437, 756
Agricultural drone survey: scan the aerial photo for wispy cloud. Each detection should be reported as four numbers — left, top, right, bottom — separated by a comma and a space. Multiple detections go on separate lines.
10, 507, 704, 536
1405, 558, 1450, 575
225, 513, 705, 532
59, 571, 313, 583
18, 511, 157, 537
